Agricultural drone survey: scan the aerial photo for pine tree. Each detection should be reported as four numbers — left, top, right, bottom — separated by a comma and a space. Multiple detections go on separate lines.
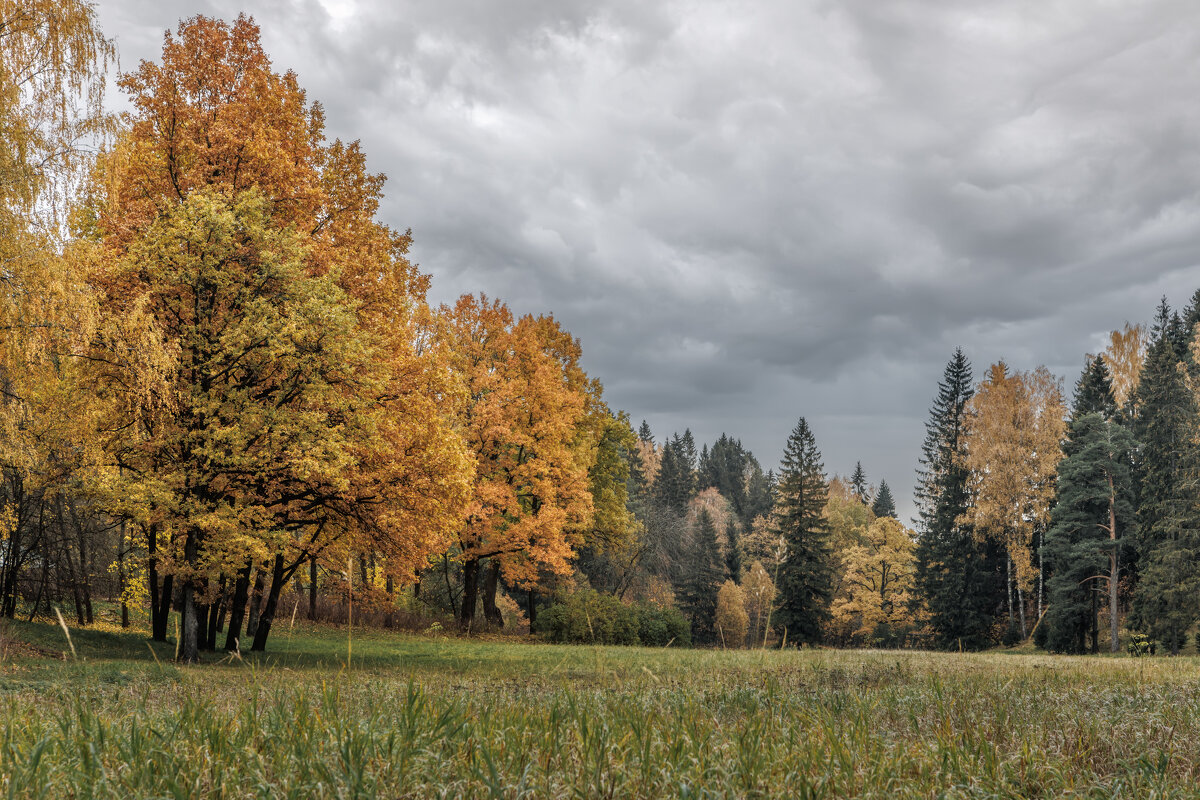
679, 509, 724, 643
914, 349, 1005, 650
850, 462, 868, 503
1043, 411, 1136, 654
772, 417, 833, 644
1131, 300, 1200, 652
871, 480, 896, 519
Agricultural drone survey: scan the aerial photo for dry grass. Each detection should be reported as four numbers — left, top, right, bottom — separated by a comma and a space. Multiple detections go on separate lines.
1, 622, 1199, 798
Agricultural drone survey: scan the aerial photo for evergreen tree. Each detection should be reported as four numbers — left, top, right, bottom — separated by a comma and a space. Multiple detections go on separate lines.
1131, 302, 1200, 652
1073, 356, 1117, 420
1043, 412, 1136, 654
744, 463, 775, 522
772, 417, 833, 644
724, 518, 742, 580
638, 420, 654, 445
698, 433, 763, 524
679, 509, 724, 643
914, 349, 1005, 650
850, 462, 868, 503
653, 438, 687, 512
871, 480, 896, 519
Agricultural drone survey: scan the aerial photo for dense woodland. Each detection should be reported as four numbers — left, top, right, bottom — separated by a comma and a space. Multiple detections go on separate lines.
4, 4, 1200, 662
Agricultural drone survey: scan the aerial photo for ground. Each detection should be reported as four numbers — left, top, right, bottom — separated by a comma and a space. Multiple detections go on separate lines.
1, 617, 1199, 798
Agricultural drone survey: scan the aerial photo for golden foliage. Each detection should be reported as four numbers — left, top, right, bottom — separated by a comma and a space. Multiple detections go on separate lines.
958, 362, 1066, 589
829, 516, 920, 644
1100, 323, 1147, 408
715, 579, 748, 648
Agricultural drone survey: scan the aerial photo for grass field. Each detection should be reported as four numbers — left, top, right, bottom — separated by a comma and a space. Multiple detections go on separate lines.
2, 618, 1200, 798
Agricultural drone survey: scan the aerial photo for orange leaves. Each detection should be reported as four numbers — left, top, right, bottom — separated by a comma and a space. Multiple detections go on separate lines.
445, 294, 596, 586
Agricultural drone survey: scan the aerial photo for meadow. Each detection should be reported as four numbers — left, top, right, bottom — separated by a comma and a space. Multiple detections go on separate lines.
2, 619, 1200, 798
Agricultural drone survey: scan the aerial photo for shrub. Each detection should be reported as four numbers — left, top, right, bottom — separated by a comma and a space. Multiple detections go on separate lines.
535, 590, 690, 647
636, 605, 691, 647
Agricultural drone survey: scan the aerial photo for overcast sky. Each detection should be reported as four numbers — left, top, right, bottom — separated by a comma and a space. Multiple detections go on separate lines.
96, 0, 1200, 522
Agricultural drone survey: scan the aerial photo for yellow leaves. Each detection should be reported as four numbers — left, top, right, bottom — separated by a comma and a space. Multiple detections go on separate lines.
829, 516, 920, 644
1100, 323, 1147, 408
958, 361, 1066, 588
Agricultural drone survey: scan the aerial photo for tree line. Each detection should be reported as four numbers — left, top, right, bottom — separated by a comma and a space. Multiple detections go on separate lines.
5, 5, 1199, 658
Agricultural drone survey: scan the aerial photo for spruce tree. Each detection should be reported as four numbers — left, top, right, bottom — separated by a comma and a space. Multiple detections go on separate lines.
638, 420, 654, 444
772, 417, 833, 644
1074, 356, 1117, 420
1131, 302, 1200, 652
680, 509, 724, 643
724, 518, 742, 580
914, 349, 1005, 650
1043, 412, 1135, 653
850, 462, 868, 503
871, 479, 896, 518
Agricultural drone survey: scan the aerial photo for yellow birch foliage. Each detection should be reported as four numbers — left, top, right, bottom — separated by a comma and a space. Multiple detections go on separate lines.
0, 0, 112, 503
958, 362, 1066, 589
1100, 323, 1147, 409
741, 560, 776, 646
715, 579, 749, 648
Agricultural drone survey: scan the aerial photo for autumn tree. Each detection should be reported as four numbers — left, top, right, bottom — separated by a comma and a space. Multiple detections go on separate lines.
84, 15, 470, 657
0, 0, 115, 621
830, 516, 919, 647
715, 579, 748, 648
772, 417, 833, 645
444, 294, 595, 630
741, 560, 776, 647
958, 362, 1066, 639
1100, 323, 1147, 412
575, 411, 646, 598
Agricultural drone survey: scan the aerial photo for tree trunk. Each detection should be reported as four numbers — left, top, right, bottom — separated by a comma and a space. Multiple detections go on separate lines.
1037, 530, 1044, 619
196, 602, 211, 650
250, 554, 286, 652
1006, 555, 1014, 627
527, 589, 537, 627
153, 574, 173, 642
225, 562, 252, 652
246, 569, 265, 639
180, 583, 200, 663
308, 557, 318, 621
481, 560, 503, 628
1017, 584, 1027, 639
459, 557, 479, 630
1109, 475, 1120, 653
1090, 582, 1099, 654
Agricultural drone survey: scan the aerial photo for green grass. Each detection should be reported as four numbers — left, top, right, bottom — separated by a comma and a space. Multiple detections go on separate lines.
3, 618, 1200, 798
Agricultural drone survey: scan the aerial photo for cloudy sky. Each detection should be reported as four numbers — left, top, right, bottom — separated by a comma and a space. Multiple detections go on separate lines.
97, 0, 1200, 521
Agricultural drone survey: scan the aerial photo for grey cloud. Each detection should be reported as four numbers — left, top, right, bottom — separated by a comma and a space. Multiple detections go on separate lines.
95, 0, 1200, 521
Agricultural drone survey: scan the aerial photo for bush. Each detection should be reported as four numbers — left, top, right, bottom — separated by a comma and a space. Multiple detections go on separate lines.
635, 605, 691, 647
535, 590, 690, 647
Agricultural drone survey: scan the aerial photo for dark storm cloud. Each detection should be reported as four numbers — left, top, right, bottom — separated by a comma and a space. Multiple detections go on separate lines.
96, 0, 1200, 519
